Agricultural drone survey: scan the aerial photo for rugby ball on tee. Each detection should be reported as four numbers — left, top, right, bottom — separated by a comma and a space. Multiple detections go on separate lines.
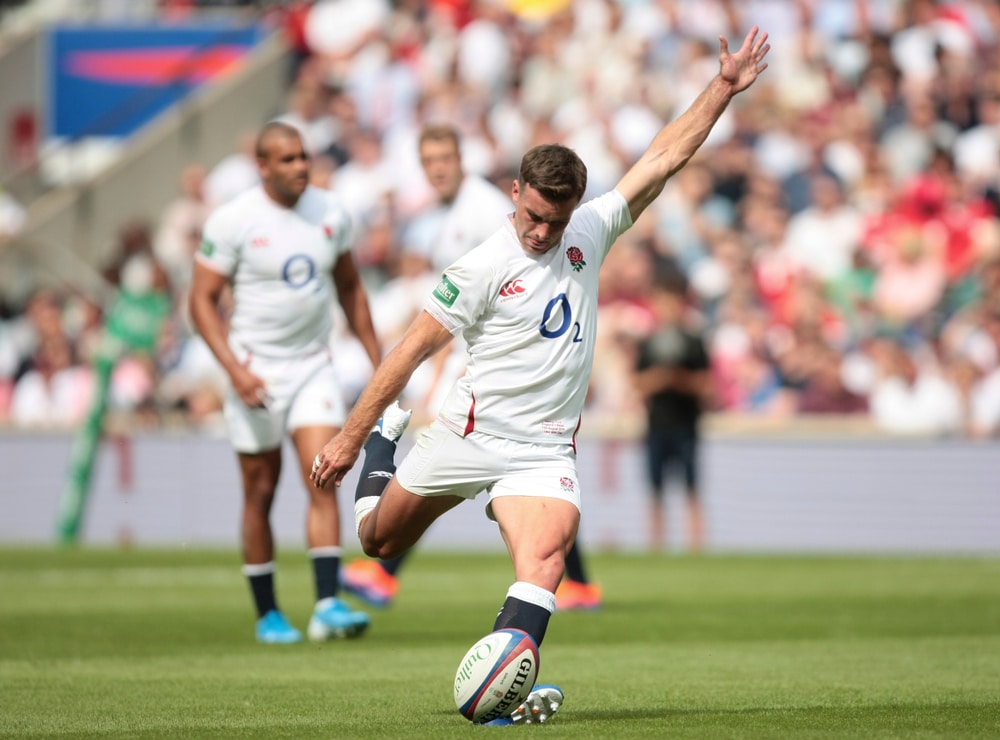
454, 628, 539, 724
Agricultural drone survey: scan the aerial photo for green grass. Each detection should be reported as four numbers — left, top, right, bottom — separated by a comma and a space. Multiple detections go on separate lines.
1, 549, 999, 738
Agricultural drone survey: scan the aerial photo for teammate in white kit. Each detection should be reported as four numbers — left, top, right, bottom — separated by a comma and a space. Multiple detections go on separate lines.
189, 121, 381, 644
312, 28, 769, 723
406, 124, 516, 415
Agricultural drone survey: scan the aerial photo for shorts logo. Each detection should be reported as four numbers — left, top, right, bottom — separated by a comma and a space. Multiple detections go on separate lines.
199, 239, 215, 256
251, 236, 269, 249
433, 274, 460, 307
560, 477, 575, 492
499, 279, 525, 300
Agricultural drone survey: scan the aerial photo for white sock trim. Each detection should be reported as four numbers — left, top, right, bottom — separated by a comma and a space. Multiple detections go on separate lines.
354, 496, 379, 537
308, 546, 343, 558
507, 581, 556, 614
242, 561, 275, 577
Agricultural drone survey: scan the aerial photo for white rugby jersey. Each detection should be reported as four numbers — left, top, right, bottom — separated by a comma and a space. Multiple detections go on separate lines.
196, 185, 353, 359
430, 174, 513, 274
425, 190, 632, 445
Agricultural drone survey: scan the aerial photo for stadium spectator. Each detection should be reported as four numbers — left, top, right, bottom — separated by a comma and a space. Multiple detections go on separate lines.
796, 342, 869, 415
276, 80, 337, 157
1, 290, 62, 383
329, 128, 397, 276
953, 88, 1000, 187
590, 235, 656, 427
866, 337, 963, 436
781, 172, 863, 286
879, 92, 959, 186
9, 333, 93, 428
649, 161, 735, 275
188, 121, 381, 644
100, 222, 161, 293
203, 131, 260, 209
309, 26, 770, 725
153, 163, 210, 294
967, 308, 1000, 437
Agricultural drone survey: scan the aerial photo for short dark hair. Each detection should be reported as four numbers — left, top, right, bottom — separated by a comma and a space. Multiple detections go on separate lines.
419, 124, 460, 149
256, 121, 302, 158
518, 144, 587, 204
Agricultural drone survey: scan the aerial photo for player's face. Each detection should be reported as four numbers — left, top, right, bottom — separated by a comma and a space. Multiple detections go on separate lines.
510, 180, 577, 255
258, 134, 310, 207
420, 138, 463, 203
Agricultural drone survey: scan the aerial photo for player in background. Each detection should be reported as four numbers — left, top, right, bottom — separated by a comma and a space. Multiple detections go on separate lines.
341, 125, 603, 611
311, 29, 769, 723
632, 269, 711, 551
189, 122, 381, 644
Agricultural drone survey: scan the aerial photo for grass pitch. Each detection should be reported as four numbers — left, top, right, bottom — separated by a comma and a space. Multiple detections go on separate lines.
1, 548, 998, 738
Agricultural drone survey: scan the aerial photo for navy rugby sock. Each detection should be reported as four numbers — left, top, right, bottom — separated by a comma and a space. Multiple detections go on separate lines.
492, 582, 556, 648
379, 553, 407, 576
309, 547, 342, 601
242, 562, 278, 618
355, 433, 396, 503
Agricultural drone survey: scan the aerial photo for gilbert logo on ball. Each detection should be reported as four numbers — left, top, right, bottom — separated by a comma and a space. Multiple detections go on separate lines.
454, 628, 539, 724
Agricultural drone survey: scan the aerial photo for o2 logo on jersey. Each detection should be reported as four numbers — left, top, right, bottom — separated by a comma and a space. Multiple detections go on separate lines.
282, 254, 317, 289
539, 293, 583, 343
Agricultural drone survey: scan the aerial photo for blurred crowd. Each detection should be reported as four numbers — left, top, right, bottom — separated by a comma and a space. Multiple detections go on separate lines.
3, 0, 1000, 440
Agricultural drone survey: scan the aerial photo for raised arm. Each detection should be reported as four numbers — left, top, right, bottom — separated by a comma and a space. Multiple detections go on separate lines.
615, 26, 770, 223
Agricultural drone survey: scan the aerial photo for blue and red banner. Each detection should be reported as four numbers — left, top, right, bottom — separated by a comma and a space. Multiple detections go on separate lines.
50, 24, 264, 139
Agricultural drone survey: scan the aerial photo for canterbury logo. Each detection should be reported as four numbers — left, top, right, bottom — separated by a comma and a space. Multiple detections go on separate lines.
499, 279, 525, 298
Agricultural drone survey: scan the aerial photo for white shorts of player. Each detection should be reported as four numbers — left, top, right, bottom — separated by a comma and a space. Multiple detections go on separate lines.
223, 347, 347, 454
396, 421, 582, 518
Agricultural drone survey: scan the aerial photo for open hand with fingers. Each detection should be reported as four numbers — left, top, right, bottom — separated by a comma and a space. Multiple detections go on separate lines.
719, 25, 770, 95
310, 433, 363, 489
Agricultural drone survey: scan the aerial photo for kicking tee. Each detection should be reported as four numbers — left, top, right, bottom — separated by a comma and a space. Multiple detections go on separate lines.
425, 189, 632, 445
196, 185, 353, 359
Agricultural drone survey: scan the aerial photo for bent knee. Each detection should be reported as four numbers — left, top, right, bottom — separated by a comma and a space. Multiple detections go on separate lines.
360, 539, 404, 561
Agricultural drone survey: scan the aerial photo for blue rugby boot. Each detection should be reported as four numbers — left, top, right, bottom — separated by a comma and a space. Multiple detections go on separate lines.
307, 597, 370, 641
255, 609, 303, 644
